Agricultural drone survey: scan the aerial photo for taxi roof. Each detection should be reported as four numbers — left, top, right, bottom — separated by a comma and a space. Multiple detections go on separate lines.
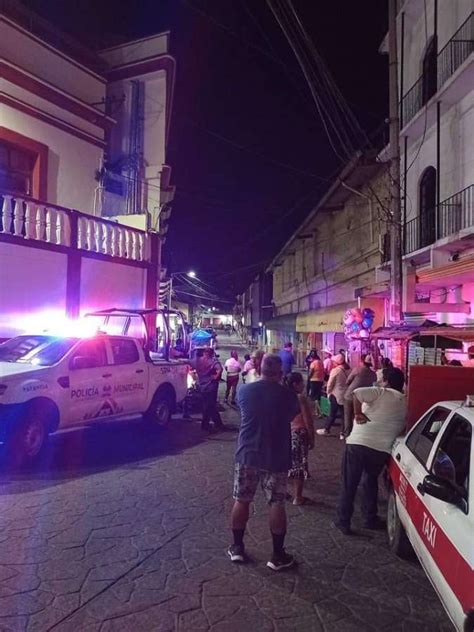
432, 400, 474, 423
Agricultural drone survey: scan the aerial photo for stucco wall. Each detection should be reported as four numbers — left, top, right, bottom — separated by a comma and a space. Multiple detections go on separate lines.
2, 103, 103, 212
80, 258, 147, 314
404, 90, 474, 223
272, 171, 390, 315
0, 241, 148, 339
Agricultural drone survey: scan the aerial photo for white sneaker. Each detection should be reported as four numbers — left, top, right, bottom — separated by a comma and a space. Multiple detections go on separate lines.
316, 428, 330, 436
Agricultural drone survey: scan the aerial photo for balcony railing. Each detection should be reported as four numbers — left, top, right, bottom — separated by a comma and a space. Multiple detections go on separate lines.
404, 184, 474, 254
0, 192, 150, 262
404, 207, 436, 254
438, 184, 474, 239
438, 12, 474, 87
401, 12, 473, 127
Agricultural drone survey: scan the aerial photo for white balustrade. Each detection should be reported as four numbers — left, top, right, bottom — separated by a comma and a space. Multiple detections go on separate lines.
1, 193, 149, 261
131, 231, 138, 260
1, 195, 13, 234
13, 199, 24, 235
78, 217, 88, 249
94, 221, 102, 253
103, 223, 112, 255
45, 208, 56, 243
138, 233, 145, 261
86, 219, 94, 250
36, 205, 46, 241
57, 211, 69, 246
109, 224, 117, 256
126, 230, 134, 259
118, 227, 126, 257
24, 202, 35, 239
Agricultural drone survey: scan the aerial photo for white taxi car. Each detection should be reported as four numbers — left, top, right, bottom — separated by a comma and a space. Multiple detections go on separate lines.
387, 400, 473, 631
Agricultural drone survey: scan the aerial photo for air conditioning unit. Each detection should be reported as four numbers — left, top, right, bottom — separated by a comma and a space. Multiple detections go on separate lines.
104, 172, 127, 197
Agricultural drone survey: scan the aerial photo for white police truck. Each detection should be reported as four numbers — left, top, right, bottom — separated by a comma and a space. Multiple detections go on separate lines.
0, 309, 189, 466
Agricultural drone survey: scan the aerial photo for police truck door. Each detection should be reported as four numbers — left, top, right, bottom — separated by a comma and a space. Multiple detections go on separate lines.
109, 337, 147, 414
67, 339, 113, 424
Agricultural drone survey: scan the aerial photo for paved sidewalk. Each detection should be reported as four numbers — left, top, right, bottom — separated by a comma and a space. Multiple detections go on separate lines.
0, 345, 452, 631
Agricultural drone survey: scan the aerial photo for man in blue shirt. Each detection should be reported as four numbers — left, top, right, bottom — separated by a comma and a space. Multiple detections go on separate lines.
228, 354, 300, 571
279, 342, 295, 377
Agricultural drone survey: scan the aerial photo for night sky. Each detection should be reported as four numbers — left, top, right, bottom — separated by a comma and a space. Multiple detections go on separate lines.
22, 0, 388, 300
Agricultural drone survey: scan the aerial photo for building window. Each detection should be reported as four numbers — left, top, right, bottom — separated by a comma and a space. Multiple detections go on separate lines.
0, 141, 36, 195
422, 36, 437, 105
0, 128, 48, 199
419, 166, 437, 248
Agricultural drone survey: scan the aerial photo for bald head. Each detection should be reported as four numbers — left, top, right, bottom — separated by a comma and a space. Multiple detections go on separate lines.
261, 353, 282, 381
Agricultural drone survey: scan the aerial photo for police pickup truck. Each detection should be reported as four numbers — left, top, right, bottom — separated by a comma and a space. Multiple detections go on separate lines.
387, 399, 473, 632
0, 331, 189, 466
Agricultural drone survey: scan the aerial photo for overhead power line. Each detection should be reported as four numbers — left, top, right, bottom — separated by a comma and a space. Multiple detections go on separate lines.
266, 0, 371, 162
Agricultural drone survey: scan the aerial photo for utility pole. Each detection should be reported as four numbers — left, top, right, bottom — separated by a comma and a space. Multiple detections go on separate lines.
388, 0, 403, 324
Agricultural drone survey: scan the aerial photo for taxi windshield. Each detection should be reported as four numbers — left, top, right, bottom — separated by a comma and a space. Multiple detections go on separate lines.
0, 335, 79, 366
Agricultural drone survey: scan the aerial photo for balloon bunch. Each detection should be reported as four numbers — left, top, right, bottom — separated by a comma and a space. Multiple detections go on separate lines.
343, 307, 375, 339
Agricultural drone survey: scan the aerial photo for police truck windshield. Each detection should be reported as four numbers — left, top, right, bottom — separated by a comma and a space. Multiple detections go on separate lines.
0, 336, 79, 366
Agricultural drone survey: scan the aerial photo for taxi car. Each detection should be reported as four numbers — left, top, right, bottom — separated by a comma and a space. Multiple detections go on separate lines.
387, 400, 473, 631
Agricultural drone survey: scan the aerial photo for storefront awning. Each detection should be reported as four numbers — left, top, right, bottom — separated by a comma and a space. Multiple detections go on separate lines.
264, 314, 297, 332
296, 298, 385, 333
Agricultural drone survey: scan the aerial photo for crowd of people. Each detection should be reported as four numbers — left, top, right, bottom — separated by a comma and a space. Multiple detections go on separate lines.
193, 341, 407, 571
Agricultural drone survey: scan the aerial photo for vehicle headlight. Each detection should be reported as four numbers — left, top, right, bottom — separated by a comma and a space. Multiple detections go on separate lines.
187, 372, 196, 389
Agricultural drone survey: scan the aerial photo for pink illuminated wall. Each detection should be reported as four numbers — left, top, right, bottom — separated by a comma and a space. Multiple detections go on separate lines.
0, 241, 149, 339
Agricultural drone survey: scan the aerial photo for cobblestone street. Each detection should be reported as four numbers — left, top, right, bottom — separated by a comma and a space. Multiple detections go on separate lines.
0, 340, 452, 632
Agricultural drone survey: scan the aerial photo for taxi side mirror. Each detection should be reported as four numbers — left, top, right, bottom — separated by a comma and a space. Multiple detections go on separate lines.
422, 474, 463, 507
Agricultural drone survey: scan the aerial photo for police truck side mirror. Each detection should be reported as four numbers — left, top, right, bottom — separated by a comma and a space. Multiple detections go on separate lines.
421, 474, 464, 507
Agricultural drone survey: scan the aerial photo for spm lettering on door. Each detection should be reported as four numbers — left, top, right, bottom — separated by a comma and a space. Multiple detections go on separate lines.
422, 512, 437, 548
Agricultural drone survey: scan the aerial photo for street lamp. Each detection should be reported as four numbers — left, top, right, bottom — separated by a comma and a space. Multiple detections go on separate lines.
168, 270, 196, 309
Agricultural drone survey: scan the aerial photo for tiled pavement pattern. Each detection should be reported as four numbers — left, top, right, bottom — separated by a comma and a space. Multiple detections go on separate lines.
0, 342, 452, 631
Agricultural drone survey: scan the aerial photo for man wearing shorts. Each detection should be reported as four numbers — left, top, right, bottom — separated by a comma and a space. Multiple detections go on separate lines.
229, 354, 300, 571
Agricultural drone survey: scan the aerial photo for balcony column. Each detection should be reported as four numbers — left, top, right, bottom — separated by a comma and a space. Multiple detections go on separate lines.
145, 232, 160, 350
65, 211, 82, 320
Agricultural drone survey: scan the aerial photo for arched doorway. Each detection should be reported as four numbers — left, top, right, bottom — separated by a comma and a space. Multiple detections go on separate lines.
419, 167, 437, 248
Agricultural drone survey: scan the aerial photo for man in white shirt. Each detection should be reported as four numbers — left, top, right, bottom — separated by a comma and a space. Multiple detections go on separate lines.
323, 350, 334, 379
224, 351, 241, 405
333, 367, 406, 535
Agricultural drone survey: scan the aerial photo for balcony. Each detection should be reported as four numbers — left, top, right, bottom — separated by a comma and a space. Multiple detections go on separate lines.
404, 184, 474, 254
0, 191, 150, 262
401, 12, 474, 128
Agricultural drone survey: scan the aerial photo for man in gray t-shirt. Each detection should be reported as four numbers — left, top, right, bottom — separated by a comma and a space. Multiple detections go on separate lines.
334, 367, 406, 535
228, 354, 300, 572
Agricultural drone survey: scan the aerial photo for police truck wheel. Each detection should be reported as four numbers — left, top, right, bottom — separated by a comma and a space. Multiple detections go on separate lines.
7, 414, 48, 468
146, 393, 173, 428
387, 488, 412, 559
